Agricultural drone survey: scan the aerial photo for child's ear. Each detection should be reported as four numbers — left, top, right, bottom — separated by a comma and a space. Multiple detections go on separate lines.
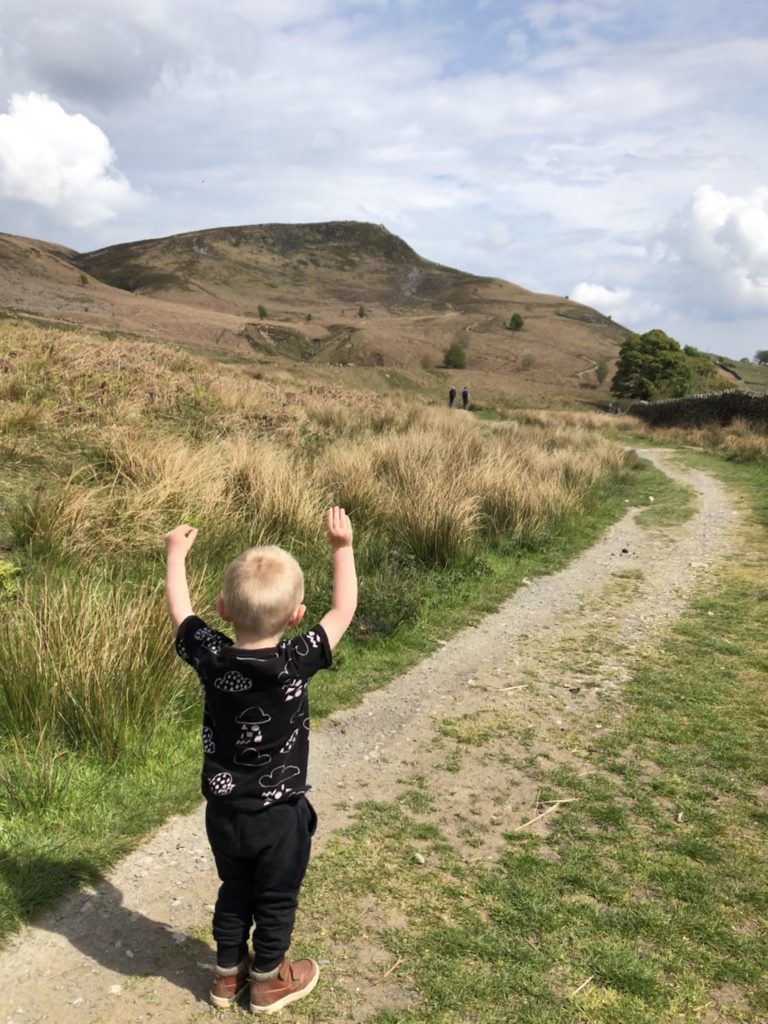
215, 594, 231, 621
287, 603, 306, 628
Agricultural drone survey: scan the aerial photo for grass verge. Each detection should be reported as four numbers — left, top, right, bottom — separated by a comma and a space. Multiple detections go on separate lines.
284, 454, 768, 1023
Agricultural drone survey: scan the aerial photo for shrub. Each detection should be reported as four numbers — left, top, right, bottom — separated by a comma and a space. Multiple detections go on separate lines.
443, 341, 467, 369
358, 305, 366, 318
595, 360, 609, 385
79, 273, 88, 287
509, 313, 524, 331
257, 304, 268, 319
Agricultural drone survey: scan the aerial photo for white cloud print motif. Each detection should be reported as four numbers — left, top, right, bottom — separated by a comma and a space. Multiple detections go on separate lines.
259, 764, 301, 806
234, 748, 271, 768
235, 706, 271, 745
214, 671, 252, 693
259, 765, 301, 788
208, 772, 235, 796
195, 626, 227, 655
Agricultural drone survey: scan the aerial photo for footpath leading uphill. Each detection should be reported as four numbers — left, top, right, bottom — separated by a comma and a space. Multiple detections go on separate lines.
0, 450, 742, 1023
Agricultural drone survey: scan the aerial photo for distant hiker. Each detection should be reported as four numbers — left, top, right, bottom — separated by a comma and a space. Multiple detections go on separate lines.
449, 386, 457, 408
165, 509, 357, 1013
462, 385, 470, 410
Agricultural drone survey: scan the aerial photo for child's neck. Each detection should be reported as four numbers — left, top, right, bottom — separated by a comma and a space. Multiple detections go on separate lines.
232, 627, 284, 649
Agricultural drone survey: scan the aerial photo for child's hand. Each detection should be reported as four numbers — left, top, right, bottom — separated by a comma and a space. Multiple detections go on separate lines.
325, 506, 353, 550
165, 523, 198, 557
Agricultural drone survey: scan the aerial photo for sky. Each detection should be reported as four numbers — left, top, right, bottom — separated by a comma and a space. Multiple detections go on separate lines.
1, 0, 767, 360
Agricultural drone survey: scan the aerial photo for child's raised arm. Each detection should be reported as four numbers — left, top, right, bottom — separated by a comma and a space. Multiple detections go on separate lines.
165, 523, 198, 628
319, 507, 357, 651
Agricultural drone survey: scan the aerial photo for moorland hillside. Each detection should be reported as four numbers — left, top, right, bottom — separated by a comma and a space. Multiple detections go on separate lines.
0, 221, 633, 408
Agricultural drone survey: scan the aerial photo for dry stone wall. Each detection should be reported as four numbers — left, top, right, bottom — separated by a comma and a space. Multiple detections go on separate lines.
628, 391, 768, 428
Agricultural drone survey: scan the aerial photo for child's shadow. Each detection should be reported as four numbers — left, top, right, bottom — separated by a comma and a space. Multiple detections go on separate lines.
0, 854, 215, 1003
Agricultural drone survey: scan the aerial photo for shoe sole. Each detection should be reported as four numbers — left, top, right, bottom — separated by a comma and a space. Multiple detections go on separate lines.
249, 963, 320, 1014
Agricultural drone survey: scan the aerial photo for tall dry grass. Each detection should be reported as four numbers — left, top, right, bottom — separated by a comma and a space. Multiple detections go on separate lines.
508, 406, 768, 466
1, 319, 633, 767
10, 409, 629, 568
0, 577, 192, 758
637, 418, 768, 465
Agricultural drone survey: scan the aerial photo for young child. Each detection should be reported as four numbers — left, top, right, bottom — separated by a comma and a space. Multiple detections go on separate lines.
164, 508, 357, 1014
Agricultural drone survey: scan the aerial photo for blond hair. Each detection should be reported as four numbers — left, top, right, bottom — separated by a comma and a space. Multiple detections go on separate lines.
221, 545, 304, 636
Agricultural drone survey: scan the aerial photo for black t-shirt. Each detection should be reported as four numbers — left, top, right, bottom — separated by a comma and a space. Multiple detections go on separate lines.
175, 615, 332, 810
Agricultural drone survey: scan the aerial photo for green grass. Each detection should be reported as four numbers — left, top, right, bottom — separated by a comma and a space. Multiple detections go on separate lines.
714, 355, 768, 394
633, 470, 697, 528
0, 725, 201, 938
284, 454, 768, 1023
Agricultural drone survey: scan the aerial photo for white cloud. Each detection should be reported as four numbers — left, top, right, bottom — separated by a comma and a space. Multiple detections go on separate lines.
0, 92, 140, 227
570, 281, 632, 312
653, 185, 768, 315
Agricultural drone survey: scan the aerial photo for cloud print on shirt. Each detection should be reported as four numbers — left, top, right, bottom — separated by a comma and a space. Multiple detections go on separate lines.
234, 748, 272, 768
235, 706, 271, 725
213, 670, 252, 692
258, 765, 300, 788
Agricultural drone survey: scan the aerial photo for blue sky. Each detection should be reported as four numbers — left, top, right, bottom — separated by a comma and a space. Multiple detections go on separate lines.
1, 0, 767, 359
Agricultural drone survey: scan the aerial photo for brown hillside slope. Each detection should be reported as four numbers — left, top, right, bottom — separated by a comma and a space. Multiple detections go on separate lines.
1, 222, 632, 407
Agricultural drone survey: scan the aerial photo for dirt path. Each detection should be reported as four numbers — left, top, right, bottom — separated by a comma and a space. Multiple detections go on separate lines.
0, 450, 741, 1024
576, 355, 599, 380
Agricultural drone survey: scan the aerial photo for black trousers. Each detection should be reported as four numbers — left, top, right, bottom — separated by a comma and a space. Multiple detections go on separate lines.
205, 796, 317, 971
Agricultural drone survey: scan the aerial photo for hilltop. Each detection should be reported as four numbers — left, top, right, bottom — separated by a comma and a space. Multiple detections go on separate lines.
2, 220, 634, 407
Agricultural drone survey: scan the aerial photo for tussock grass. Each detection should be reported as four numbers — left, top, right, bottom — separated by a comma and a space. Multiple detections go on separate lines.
515, 403, 768, 468
508, 408, 645, 432
0, 578, 190, 762
9, 389, 630, 570
649, 417, 768, 465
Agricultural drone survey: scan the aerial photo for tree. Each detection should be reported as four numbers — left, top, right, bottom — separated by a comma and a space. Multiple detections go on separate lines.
755, 349, 768, 365
611, 329, 694, 400
595, 360, 609, 385
257, 304, 268, 319
682, 344, 721, 392
443, 341, 467, 369
509, 313, 524, 331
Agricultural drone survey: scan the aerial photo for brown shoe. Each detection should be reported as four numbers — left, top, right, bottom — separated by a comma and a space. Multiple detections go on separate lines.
210, 956, 250, 1008
249, 958, 320, 1014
